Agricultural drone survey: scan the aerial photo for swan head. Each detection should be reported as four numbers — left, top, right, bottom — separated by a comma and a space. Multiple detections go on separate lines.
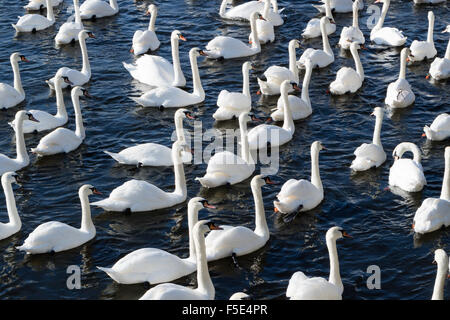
189, 197, 216, 212
15, 110, 39, 123
370, 107, 384, 119
176, 108, 197, 120
422, 125, 432, 140
320, 16, 335, 26
443, 25, 450, 33
194, 220, 223, 237
243, 61, 253, 72
251, 175, 277, 188
190, 47, 208, 58
146, 4, 157, 15
311, 141, 326, 153
433, 249, 448, 269
172, 140, 190, 163
55, 71, 74, 86
326, 226, 352, 242
172, 30, 186, 42
289, 39, 301, 49
1, 172, 18, 185
280, 80, 300, 94
72, 86, 91, 99
11, 52, 29, 64
79, 30, 96, 41
80, 184, 102, 197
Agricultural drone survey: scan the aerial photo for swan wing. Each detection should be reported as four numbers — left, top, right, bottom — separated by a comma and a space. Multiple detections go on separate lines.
430, 113, 450, 132
33, 128, 82, 154
124, 55, 174, 86
0, 83, 23, 109
224, 1, 263, 20
330, 67, 361, 94
351, 143, 386, 170
389, 159, 426, 192
80, 0, 117, 19
216, 90, 251, 111
140, 283, 205, 300
133, 86, 201, 108
264, 66, 295, 86
287, 272, 342, 300
205, 36, 253, 59
106, 143, 173, 166
413, 198, 450, 234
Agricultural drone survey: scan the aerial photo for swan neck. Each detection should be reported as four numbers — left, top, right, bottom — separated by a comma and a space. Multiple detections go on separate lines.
301, 63, 312, 107
14, 116, 28, 164
431, 259, 448, 300
72, 93, 85, 139
352, 3, 359, 28
148, 8, 157, 31
375, 0, 388, 30
194, 228, 214, 298
311, 146, 323, 193
327, 237, 343, 293
187, 205, 199, 260
239, 116, 251, 164
172, 148, 187, 199
190, 53, 204, 98
242, 65, 250, 98
288, 42, 299, 84
351, 46, 364, 80
219, 0, 228, 17
252, 182, 268, 238
445, 37, 450, 60
271, 0, 279, 12
74, 0, 82, 24
11, 56, 24, 98
2, 179, 21, 228
399, 49, 407, 80
372, 113, 383, 147
250, 15, 261, 51
55, 77, 67, 119
325, 0, 333, 19
171, 37, 184, 86
174, 113, 185, 142
109, 0, 118, 11
80, 35, 91, 77
281, 86, 294, 132
427, 13, 434, 44
440, 150, 450, 201
80, 192, 94, 233
46, 0, 55, 21
263, 0, 270, 19
321, 20, 333, 55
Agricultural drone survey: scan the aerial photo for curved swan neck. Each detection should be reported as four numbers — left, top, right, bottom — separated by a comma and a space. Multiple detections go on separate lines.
327, 237, 343, 293
242, 64, 250, 98
281, 85, 294, 132
239, 116, 251, 164
440, 149, 450, 201
320, 19, 333, 56
148, 8, 157, 31
399, 49, 407, 80
80, 191, 94, 233
14, 115, 28, 164
250, 14, 261, 51
445, 36, 450, 60
372, 113, 383, 147
194, 227, 214, 298
72, 92, 85, 140
190, 52, 204, 97
187, 205, 200, 260
427, 12, 434, 44
301, 62, 312, 108
11, 56, 24, 98
171, 36, 184, 86
431, 258, 448, 300
288, 42, 299, 84
80, 35, 91, 77
351, 46, 364, 80
109, 0, 118, 11
311, 146, 323, 193
252, 182, 268, 239
374, 0, 389, 31
74, 0, 82, 24
398, 143, 421, 163
352, 1, 359, 28
219, 0, 228, 17
172, 146, 187, 199
2, 179, 21, 228
54, 77, 67, 119
46, 0, 55, 21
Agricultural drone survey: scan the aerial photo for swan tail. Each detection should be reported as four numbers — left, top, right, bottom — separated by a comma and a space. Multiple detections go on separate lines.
130, 97, 146, 106
97, 267, 123, 283
11, 24, 20, 32
350, 157, 373, 171
122, 61, 135, 72
104, 150, 122, 163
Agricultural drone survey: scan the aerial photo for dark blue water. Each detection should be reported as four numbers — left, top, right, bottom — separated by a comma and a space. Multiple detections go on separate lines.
0, 0, 449, 300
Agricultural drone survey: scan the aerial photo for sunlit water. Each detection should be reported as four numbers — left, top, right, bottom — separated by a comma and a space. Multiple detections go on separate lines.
0, 0, 449, 299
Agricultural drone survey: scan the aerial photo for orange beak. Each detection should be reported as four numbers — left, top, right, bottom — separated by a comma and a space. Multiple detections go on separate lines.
342, 231, 352, 238
412, 223, 415, 230
425, 75, 430, 80
179, 35, 187, 41
256, 90, 261, 95
406, 57, 410, 62
130, 48, 134, 53
274, 207, 279, 213
421, 133, 426, 137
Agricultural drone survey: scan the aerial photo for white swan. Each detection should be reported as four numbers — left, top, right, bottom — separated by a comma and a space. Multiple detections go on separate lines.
124, 30, 186, 87
286, 227, 351, 300
414, 0, 446, 4
428, 25, 450, 80
0, 53, 28, 110
79, 0, 119, 20
97, 197, 216, 284
302, 0, 335, 39
329, 42, 364, 95
270, 58, 313, 121
31, 87, 89, 156
408, 11, 437, 62
204, 12, 262, 60
219, 0, 284, 26
257, 39, 300, 96
92, 140, 188, 212
139, 220, 220, 300
314, 0, 364, 14
370, 0, 407, 47
274, 141, 324, 214
12, 0, 55, 33
338, 0, 365, 49
9, 72, 72, 134
385, 48, 415, 108
131, 48, 205, 108
47, 30, 96, 89
413, 147, 450, 234
248, 80, 297, 150
131, 4, 160, 55
55, 0, 84, 45
17, 185, 101, 254
229, 292, 252, 300
389, 142, 427, 193
196, 112, 255, 188
431, 249, 449, 300
250, 0, 275, 44
0, 111, 38, 175
0, 172, 22, 241
297, 16, 335, 69
205, 175, 273, 263
24, 0, 62, 10
423, 113, 450, 141
213, 62, 252, 121
104, 109, 195, 166
350, 107, 387, 171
